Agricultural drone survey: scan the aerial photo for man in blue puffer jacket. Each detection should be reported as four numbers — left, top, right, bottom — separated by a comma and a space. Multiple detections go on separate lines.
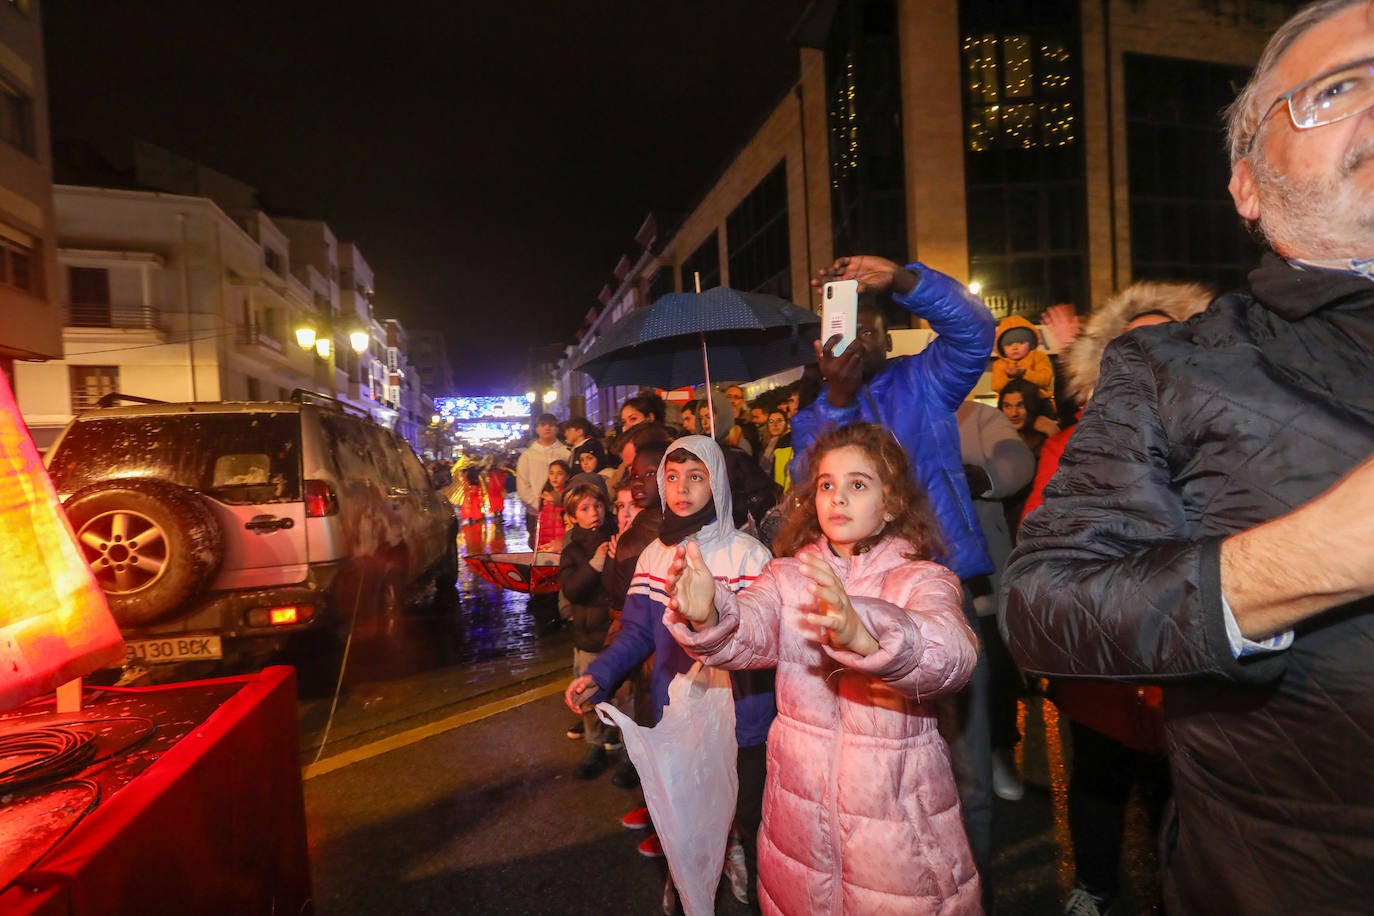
789, 255, 998, 889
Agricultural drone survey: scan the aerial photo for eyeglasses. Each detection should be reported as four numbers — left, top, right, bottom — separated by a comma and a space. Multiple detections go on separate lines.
1254, 56, 1374, 149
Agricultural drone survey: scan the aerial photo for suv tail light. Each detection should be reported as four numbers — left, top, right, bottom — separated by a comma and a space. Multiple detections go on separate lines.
304, 479, 338, 517
246, 605, 315, 627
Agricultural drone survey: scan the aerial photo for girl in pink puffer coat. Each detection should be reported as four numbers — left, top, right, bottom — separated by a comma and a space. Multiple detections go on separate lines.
665, 423, 981, 914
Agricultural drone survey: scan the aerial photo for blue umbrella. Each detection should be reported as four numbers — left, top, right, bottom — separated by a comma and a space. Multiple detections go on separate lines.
572, 287, 820, 394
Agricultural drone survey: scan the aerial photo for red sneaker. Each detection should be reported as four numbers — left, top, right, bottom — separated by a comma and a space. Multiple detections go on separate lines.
637, 833, 663, 858
621, 806, 651, 830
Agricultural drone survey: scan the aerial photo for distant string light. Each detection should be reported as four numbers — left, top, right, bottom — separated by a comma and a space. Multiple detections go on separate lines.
962, 32, 1078, 152
830, 54, 860, 189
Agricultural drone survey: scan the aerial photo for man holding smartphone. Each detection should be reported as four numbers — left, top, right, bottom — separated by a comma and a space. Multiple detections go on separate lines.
790, 255, 998, 892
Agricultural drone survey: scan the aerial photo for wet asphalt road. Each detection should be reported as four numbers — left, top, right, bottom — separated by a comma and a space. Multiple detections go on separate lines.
294, 506, 1164, 915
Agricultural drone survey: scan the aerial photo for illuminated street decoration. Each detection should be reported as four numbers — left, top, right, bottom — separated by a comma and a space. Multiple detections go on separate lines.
433, 395, 534, 446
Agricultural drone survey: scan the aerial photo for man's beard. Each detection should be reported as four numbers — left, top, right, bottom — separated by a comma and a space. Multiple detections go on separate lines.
1251, 139, 1374, 259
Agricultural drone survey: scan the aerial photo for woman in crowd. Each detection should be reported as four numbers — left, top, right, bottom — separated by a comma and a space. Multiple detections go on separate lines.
619, 393, 667, 432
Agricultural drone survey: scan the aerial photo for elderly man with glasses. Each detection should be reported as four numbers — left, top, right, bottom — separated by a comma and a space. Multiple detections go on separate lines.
1002, 2, 1374, 914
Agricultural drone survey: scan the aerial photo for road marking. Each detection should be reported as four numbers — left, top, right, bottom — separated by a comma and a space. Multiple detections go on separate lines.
302, 679, 566, 780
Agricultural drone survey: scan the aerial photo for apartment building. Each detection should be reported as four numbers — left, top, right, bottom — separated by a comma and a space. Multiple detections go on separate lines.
0, 0, 61, 378
565, 0, 1300, 419
11, 182, 419, 447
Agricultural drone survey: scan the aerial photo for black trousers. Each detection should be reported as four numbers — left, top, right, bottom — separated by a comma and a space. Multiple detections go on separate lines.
736, 742, 767, 902
1068, 720, 1171, 897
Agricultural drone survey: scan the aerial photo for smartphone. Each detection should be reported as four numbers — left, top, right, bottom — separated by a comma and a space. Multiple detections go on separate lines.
822, 279, 859, 355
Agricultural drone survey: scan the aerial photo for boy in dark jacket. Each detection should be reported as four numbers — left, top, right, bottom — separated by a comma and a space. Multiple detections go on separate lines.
559, 483, 615, 779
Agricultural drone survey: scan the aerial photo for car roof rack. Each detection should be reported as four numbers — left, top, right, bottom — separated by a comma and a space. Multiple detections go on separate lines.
95, 392, 168, 408
290, 388, 371, 420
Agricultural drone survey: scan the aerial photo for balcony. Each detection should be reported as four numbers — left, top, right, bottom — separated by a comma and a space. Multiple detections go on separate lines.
65, 302, 164, 330
981, 290, 1045, 321
239, 322, 286, 355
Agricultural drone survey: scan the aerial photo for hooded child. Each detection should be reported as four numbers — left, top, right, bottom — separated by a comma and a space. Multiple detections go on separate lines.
566, 434, 776, 902
991, 314, 1055, 403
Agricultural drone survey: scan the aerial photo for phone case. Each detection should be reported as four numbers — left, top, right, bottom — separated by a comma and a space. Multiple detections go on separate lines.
822, 279, 859, 355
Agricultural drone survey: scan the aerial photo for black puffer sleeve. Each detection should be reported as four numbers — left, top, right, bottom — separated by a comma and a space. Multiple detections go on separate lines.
999, 335, 1288, 686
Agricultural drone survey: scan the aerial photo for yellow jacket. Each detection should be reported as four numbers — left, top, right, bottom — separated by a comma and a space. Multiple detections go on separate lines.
992, 315, 1054, 400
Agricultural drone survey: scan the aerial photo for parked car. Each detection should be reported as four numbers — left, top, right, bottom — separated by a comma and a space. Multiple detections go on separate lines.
44, 391, 459, 668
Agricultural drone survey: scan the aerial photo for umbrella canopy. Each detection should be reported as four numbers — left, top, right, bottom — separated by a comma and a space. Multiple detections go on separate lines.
464, 551, 560, 594
572, 286, 819, 389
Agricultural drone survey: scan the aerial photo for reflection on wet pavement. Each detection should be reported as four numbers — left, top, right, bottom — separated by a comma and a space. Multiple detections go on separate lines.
295, 504, 573, 759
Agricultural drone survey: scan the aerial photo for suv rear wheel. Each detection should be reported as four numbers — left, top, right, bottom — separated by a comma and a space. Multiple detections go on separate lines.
64, 479, 224, 626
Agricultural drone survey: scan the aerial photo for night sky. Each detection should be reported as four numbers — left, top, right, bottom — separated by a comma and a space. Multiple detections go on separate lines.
41, 1, 811, 394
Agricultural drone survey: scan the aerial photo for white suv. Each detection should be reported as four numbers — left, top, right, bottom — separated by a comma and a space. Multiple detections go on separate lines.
45, 392, 458, 668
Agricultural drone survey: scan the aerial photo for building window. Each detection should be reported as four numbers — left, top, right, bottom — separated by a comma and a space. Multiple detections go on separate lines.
680, 232, 719, 293
727, 162, 791, 298
69, 366, 118, 413
826, 0, 906, 260
0, 77, 33, 156
246, 376, 261, 401
0, 234, 37, 294
961, 0, 1087, 318
68, 266, 112, 326
1126, 53, 1259, 289
264, 248, 284, 276
646, 265, 671, 307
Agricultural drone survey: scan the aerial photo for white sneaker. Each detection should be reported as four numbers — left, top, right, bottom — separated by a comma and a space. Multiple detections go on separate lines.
723, 834, 749, 904
1063, 885, 1112, 916
992, 747, 1025, 801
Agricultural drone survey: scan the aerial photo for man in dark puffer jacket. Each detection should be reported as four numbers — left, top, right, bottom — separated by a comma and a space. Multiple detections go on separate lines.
1002, 2, 1374, 913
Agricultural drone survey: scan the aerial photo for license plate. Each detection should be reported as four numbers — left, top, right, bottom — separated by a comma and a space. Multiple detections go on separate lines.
123, 635, 223, 664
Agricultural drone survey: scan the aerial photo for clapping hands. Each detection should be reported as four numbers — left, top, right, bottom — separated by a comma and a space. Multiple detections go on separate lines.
799, 555, 878, 656
664, 541, 719, 630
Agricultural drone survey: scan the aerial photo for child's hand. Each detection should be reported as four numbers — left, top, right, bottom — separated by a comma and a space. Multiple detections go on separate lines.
589, 541, 609, 573
664, 541, 718, 629
565, 674, 600, 713
537, 540, 561, 554
1040, 303, 1082, 351
1006, 364, 1025, 379
800, 555, 878, 656
606, 533, 619, 560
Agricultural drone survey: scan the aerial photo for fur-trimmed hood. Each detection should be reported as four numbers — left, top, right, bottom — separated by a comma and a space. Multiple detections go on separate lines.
1063, 281, 1213, 403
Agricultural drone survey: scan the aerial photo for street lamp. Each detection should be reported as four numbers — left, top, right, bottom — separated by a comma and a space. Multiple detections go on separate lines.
542, 390, 557, 405
294, 319, 369, 357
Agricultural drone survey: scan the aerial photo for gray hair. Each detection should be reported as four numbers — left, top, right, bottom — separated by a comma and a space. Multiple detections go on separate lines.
1225, 0, 1373, 164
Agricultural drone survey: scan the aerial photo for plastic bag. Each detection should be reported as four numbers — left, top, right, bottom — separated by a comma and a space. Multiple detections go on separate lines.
598, 662, 737, 916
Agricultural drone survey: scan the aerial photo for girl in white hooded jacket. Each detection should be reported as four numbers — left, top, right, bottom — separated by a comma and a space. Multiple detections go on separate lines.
665, 422, 981, 914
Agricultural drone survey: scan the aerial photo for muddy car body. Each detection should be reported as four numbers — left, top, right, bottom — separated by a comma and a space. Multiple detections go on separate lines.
44, 392, 458, 666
